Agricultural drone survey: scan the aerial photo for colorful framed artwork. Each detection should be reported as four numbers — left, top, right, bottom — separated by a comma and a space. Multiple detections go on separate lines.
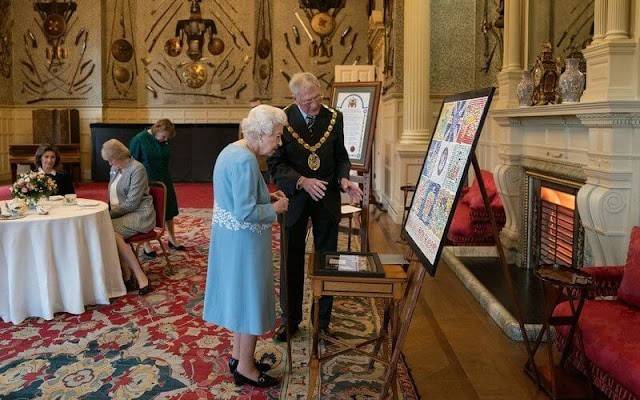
330, 81, 382, 171
402, 87, 495, 276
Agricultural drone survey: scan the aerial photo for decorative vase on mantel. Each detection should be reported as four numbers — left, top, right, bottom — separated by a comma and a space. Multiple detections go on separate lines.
517, 71, 534, 107
559, 58, 585, 104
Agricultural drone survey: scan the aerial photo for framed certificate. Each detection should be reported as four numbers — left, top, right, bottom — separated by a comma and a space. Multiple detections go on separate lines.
402, 87, 495, 276
330, 82, 382, 171
314, 251, 384, 278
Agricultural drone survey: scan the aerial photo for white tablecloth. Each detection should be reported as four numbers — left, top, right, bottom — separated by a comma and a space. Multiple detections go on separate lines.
0, 199, 126, 324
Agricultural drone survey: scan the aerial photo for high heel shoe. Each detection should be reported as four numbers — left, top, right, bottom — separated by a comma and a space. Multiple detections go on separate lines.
124, 278, 138, 292
168, 241, 186, 251
138, 283, 153, 296
228, 357, 271, 374
233, 370, 279, 388
143, 249, 157, 258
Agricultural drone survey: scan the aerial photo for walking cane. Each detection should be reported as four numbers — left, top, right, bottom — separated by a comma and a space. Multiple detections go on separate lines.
279, 213, 293, 372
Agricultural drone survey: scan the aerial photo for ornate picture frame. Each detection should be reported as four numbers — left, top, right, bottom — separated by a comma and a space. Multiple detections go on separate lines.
330, 81, 381, 172
402, 87, 495, 275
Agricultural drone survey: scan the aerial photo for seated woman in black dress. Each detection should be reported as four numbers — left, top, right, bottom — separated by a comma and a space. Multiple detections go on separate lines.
34, 144, 75, 196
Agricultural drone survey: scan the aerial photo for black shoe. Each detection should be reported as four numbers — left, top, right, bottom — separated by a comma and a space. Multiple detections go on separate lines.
168, 241, 186, 251
139, 283, 153, 295
233, 370, 279, 388
274, 324, 298, 342
228, 357, 271, 374
124, 278, 138, 292
143, 249, 157, 258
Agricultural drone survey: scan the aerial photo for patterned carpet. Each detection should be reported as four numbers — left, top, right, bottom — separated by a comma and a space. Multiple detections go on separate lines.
0, 209, 418, 399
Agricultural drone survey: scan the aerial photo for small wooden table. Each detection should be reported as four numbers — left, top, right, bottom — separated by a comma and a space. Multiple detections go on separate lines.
307, 253, 408, 399
525, 264, 593, 400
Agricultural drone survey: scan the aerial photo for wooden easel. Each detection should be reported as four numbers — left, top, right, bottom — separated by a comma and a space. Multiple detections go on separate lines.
377, 153, 535, 399
278, 214, 293, 372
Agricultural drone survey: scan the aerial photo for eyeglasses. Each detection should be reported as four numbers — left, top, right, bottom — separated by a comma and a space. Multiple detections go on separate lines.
298, 94, 322, 106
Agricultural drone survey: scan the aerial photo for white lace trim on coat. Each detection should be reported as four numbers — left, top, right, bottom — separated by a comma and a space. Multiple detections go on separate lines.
212, 207, 272, 233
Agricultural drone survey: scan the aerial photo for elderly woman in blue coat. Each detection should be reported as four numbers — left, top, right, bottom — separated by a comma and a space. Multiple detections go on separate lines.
203, 105, 289, 388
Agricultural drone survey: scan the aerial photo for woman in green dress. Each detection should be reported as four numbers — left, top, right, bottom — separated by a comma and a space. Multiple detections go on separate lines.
129, 119, 185, 254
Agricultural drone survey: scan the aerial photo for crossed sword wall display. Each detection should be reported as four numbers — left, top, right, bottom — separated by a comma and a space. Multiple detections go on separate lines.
280, 3, 356, 90
20, 1, 96, 104
142, 0, 251, 101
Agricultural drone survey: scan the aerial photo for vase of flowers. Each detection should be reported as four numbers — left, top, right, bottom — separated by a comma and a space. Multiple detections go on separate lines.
10, 170, 57, 209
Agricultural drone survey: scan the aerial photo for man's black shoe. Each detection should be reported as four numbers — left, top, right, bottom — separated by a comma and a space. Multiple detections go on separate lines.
274, 324, 298, 342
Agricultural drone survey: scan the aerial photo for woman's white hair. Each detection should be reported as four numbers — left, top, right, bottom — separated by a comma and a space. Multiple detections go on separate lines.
241, 104, 288, 141
101, 139, 131, 161
288, 72, 321, 97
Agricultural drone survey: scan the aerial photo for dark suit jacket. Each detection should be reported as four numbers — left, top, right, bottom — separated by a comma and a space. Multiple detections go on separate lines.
268, 104, 351, 226
49, 171, 75, 196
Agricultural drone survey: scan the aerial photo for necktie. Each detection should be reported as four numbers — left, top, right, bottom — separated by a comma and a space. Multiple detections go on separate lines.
306, 115, 315, 132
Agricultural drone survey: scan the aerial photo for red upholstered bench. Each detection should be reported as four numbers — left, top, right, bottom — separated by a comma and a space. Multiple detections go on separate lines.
447, 170, 505, 245
554, 226, 640, 399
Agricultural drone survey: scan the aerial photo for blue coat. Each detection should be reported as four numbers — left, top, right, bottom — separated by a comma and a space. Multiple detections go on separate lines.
203, 143, 277, 335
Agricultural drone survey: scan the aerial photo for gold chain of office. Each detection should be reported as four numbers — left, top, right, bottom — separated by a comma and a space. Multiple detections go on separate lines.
286, 104, 337, 171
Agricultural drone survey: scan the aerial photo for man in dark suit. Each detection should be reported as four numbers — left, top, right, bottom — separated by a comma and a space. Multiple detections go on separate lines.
268, 72, 363, 341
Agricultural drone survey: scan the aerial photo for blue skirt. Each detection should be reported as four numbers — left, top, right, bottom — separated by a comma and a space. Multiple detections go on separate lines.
203, 224, 275, 335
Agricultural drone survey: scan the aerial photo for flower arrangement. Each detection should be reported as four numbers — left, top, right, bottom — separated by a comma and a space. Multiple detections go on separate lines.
11, 170, 57, 207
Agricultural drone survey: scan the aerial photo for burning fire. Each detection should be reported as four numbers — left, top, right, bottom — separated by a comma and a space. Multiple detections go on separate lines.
540, 187, 575, 210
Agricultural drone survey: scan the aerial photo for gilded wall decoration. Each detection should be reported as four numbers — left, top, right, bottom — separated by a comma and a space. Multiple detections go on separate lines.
108, 0, 138, 100
142, 0, 252, 102
253, 0, 272, 98
2, 0, 367, 106
0, 0, 11, 80
16, 0, 100, 104
276, 0, 350, 91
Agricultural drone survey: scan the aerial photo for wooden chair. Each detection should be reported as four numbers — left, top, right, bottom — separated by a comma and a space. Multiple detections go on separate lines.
348, 172, 371, 252
125, 181, 174, 275
340, 204, 362, 251
306, 175, 367, 252
400, 184, 416, 228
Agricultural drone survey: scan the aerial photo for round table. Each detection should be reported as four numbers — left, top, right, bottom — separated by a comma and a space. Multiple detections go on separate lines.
0, 199, 126, 324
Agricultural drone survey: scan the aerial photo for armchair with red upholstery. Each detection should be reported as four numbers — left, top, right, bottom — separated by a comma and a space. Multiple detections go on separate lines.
447, 170, 506, 245
554, 227, 640, 400
125, 181, 174, 276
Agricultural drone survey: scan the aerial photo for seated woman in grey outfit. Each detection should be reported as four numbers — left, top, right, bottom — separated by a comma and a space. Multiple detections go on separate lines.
101, 139, 154, 295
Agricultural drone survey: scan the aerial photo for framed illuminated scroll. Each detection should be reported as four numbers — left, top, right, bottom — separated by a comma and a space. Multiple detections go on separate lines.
402, 87, 495, 276
331, 82, 381, 171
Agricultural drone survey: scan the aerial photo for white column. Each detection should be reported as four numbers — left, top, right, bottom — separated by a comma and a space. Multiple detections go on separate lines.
605, 0, 630, 39
503, 0, 523, 72
582, 0, 637, 101
496, 0, 524, 108
400, 0, 430, 145
592, 0, 607, 43
494, 0, 525, 260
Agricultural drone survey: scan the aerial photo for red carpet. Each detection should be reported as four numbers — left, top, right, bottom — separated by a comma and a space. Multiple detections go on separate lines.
0, 210, 419, 399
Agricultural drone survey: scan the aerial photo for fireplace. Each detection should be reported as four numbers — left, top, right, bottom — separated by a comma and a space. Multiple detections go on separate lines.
524, 171, 585, 270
